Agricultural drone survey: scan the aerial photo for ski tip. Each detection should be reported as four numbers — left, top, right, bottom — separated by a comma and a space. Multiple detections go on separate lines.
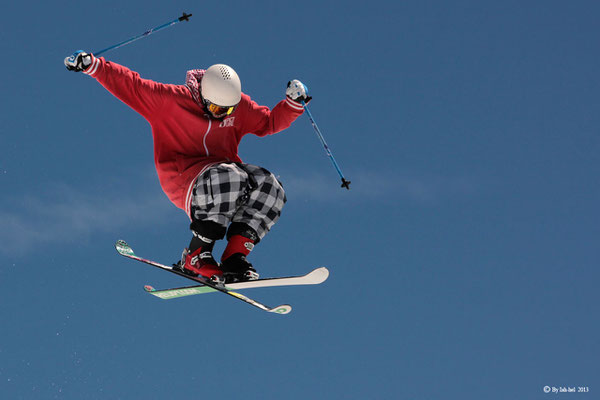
309, 267, 330, 284
271, 305, 292, 315
115, 240, 135, 256
144, 285, 155, 292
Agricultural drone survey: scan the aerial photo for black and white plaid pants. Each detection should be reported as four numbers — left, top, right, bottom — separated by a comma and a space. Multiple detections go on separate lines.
190, 163, 286, 240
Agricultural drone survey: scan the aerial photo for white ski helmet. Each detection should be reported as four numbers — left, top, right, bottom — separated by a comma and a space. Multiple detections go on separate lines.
201, 64, 242, 107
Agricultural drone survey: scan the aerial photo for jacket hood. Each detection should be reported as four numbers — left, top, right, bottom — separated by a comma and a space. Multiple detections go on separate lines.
185, 69, 206, 107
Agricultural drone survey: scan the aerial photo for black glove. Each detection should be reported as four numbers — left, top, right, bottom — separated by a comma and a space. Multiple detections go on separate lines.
64, 50, 92, 72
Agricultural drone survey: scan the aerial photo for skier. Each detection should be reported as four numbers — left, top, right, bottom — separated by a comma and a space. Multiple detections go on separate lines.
65, 51, 310, 283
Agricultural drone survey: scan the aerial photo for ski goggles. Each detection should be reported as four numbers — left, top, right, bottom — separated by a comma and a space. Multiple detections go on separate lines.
204, 100, 237, 118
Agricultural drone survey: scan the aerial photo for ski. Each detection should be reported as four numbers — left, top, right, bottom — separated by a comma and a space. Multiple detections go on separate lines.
144, 267, 329, 300
115, 240, 292, 314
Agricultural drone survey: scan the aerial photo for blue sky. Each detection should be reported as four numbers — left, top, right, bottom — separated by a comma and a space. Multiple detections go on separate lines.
1, 0, 599, 399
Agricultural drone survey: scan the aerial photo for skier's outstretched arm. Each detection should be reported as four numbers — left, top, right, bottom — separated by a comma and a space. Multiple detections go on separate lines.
65, 51, 166, 120
241, 79, 311, 138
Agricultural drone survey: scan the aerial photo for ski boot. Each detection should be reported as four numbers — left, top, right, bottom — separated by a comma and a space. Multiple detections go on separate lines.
174, 248, 224, 284
220, 253, 259, 283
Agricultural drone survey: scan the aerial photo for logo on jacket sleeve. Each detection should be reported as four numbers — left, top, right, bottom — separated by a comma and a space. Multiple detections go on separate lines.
219, 117, 235, 128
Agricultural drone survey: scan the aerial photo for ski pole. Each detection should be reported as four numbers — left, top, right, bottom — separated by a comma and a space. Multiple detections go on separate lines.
94, 12, 192, 57
301, 101, 351, 190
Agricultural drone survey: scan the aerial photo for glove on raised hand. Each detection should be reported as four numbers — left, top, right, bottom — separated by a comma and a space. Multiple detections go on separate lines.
64, 50, 92, 72
286, 79, 312, 104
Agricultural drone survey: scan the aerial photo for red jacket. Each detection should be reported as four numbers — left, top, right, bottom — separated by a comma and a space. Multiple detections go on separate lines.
83, 55, 304, 217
